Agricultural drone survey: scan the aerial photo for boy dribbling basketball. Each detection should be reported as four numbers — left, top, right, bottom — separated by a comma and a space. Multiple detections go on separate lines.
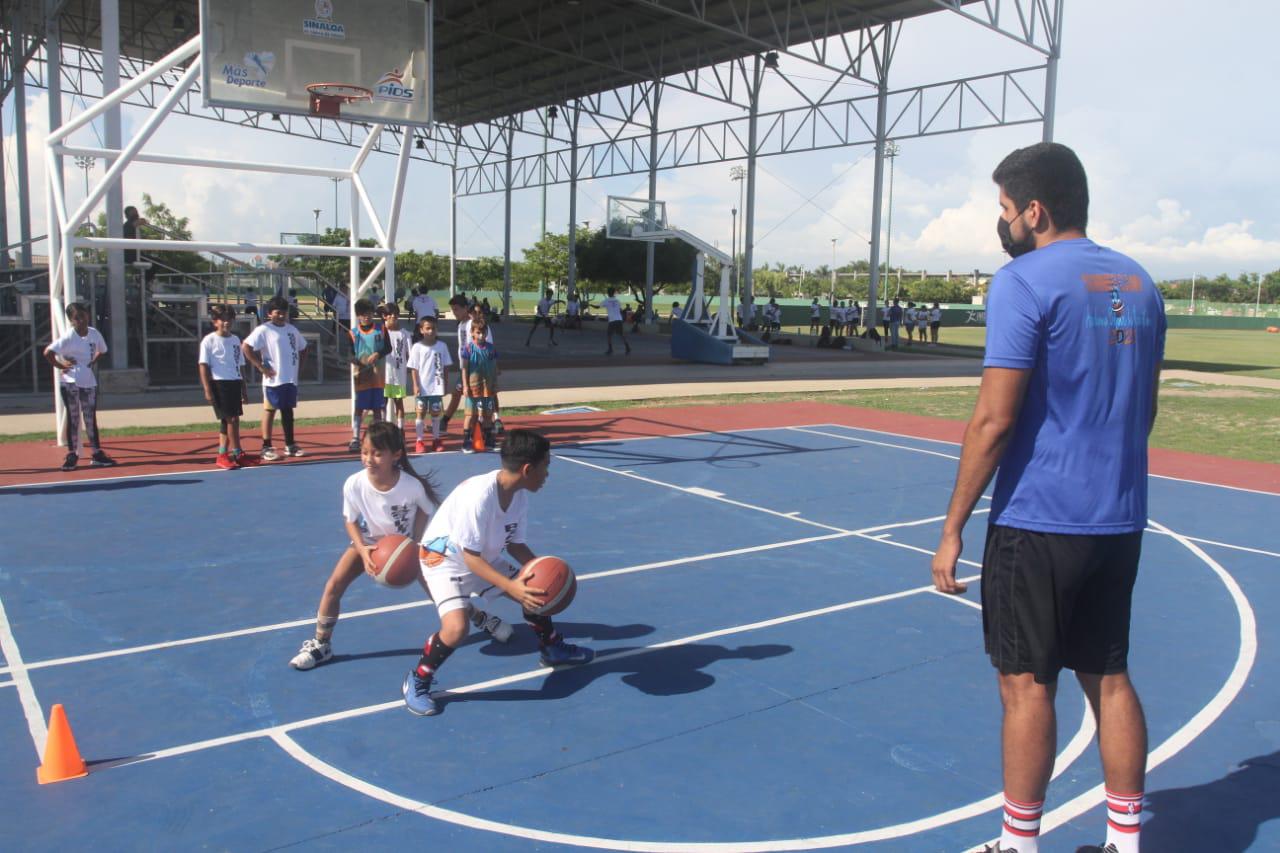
403, 429, 593, 716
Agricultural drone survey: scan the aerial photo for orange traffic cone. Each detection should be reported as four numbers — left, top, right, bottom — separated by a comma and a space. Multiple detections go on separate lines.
36, 704, 88, 784
472, 421, 486, 452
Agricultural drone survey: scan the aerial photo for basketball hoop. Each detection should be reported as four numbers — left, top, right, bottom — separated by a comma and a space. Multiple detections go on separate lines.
305, 83, 373, 118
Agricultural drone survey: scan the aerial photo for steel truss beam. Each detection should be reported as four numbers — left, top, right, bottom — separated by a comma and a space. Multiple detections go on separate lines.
930, 0, 1062, 56
454, 64, 1047, 196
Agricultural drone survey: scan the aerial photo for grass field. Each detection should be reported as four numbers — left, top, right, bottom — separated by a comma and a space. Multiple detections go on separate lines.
923, 326, 1280, 380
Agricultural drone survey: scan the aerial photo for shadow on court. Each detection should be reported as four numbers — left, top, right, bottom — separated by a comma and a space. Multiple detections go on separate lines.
1137, 750, 1280, 852
0, 477, 203, 496
448, 641, 793, 710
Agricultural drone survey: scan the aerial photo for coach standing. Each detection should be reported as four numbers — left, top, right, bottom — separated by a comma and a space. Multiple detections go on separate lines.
931, 143, 1165, 853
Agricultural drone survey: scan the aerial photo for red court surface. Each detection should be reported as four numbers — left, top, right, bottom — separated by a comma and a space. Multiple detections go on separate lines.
2, 401, 1277, 493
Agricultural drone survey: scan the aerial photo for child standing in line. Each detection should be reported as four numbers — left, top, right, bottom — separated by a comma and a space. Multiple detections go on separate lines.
199, 304, 253, 470
289, 421, 511, 671
43, 302, 117, 472
348, 299, 392, 453
407, 314, 452, 454
380, 302, 412, 436
403, 429, 592, 715
241, 296, 308, 462
602, 287, 631, 355
459, 315, 499, 455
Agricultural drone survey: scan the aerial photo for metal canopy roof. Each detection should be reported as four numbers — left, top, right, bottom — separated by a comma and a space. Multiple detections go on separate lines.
31, 0, 954, 127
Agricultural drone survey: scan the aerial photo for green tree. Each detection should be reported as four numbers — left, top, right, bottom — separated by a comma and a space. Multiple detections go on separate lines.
575, 227, 699, 310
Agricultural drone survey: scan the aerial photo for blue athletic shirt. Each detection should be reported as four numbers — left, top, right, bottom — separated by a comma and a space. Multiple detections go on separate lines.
984, 238, 1167, 534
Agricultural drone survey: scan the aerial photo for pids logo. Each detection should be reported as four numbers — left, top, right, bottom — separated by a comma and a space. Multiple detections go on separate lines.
374, 68, 415, 103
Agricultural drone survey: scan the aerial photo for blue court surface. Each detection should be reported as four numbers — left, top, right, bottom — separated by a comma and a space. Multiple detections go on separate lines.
1, 424, 1277, 851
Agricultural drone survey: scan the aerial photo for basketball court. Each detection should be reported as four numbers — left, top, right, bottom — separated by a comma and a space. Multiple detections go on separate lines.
1, 403, 1277, 851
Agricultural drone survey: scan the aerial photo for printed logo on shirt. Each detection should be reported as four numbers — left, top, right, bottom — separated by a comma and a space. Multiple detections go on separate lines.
390, 503, 413, 535
504, 522, 519, 544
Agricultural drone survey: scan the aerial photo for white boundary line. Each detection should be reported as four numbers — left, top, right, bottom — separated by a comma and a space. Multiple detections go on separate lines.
1145, 528, 1280, 560
0, 510, 965, 677
788, 426, 961, 461
0, 595, 46, 757
804, 422, 1280, 497
92, 576, 981, 772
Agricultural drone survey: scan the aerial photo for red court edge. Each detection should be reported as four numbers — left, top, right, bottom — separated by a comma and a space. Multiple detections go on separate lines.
1, 401, 1276, 493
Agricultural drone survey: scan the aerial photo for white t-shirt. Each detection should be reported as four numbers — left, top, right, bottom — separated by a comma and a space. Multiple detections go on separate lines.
46, 327, 108, 387
385, 328, 412, 387
810, 303, 820, 318
332, 293, 349, 319
566, 298, 579, 316
602, 297, 623, 322
456, 318, 494, 354
419, 471, 528, 579
931, 307, 942, 322
407, 339, 452, 396
852, 304, 862, 321
198, 332, 244, 381
536, 297, 551, 318
905, 307, 917, 324
243, 322, 308, 387
412, 294, 438, 321
917, 310, 928, 328
343, 469, 434, 546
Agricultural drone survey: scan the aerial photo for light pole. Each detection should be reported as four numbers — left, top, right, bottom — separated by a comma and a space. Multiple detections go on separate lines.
329, 176, 343, 229
73, 156, 94, 226
883, 140, 900, 300
541, 106, 558, 244
1189, 273, 1196, 315
830, 237, 837, 308
730, 165, 746, 297
312, 208, 321, 236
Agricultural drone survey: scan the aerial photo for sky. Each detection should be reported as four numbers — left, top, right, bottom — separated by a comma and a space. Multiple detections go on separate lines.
4, 0, 1278, 282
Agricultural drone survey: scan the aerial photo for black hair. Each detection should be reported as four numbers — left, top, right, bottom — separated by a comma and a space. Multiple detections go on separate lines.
354, 298, 375, 316
124, 206, 138, 219
65, 302, 89, 320
448, 293, 468, 307
501, 429, 550, 473
418, 314, 436, 327
209, 303, 237, 322
364, 421, 443, 505
991, 142, 1089, 233
607, 286, 616, 296
265, 295, 289, 314
378, 301, 399, 316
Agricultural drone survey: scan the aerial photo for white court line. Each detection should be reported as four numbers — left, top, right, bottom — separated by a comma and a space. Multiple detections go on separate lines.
789, 426, 961, 461
1146, 528, 1280, 560
555, 452, 849, 534
0, 595, 46, 758
0, 679, 16, 688
0, 509, 964, 677
807, 421, 1280, 497
93, 575, 982, 773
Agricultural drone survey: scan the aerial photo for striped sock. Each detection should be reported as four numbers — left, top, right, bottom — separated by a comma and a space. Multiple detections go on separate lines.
1000, 794, 1043, 852
1105, 789, 1142, 853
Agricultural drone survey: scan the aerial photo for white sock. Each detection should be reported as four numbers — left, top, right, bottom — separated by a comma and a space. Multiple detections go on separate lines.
431, 416, 441, 438
1000, 794, 1042, 852
1105, 789, 1142, 853
396, 415, 404, 430
415, 418, 425, 441
352, 414, 361, 440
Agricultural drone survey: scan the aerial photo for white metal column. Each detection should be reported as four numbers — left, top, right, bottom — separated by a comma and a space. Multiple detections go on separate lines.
644, 83, 661, 323
865, 27, 893, 332
1042, 0, 1064, 142
502, 119, 513, 315
101, 0, 127, 367
449, 164, 457, 296
566, 100, 580, 299
12, 10, 32, 268
742, 56, 762, 318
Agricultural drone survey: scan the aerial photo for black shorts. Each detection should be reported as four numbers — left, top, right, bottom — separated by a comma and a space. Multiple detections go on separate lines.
607, 320, 624, 334
210, 379, 244, 420
981, 524, 1143, 684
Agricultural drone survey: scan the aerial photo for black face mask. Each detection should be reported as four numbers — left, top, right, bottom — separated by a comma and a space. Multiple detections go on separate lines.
997, 207, 1035, 258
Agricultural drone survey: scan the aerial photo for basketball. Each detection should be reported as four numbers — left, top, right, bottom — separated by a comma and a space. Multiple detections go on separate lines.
369, 534, 420, 588
521, 555, 577, 616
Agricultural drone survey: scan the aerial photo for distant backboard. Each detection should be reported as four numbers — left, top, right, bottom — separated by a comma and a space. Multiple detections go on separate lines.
199, 0, 432, 126
606, 196, 668, 241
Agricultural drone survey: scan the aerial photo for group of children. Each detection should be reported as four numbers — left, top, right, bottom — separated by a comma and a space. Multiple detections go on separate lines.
287, 421, 592, 718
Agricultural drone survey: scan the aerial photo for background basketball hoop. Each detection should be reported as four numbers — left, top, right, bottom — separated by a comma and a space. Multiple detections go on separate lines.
306, 83, 373, 118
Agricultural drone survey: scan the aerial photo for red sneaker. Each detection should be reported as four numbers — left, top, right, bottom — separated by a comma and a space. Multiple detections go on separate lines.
215, 453, 237, 470
233, 452, 260, 467
414, 440, 426, 454
432, 439, 445, 453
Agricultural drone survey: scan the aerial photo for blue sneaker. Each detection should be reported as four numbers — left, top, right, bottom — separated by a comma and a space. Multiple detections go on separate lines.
539, 638, 594, 667
402, 669, 439, 716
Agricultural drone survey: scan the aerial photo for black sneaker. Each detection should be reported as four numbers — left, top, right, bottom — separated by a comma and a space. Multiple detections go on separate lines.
90, 451, 117, 467
1074, 845, 1119, 853
60, 452, 78, 472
